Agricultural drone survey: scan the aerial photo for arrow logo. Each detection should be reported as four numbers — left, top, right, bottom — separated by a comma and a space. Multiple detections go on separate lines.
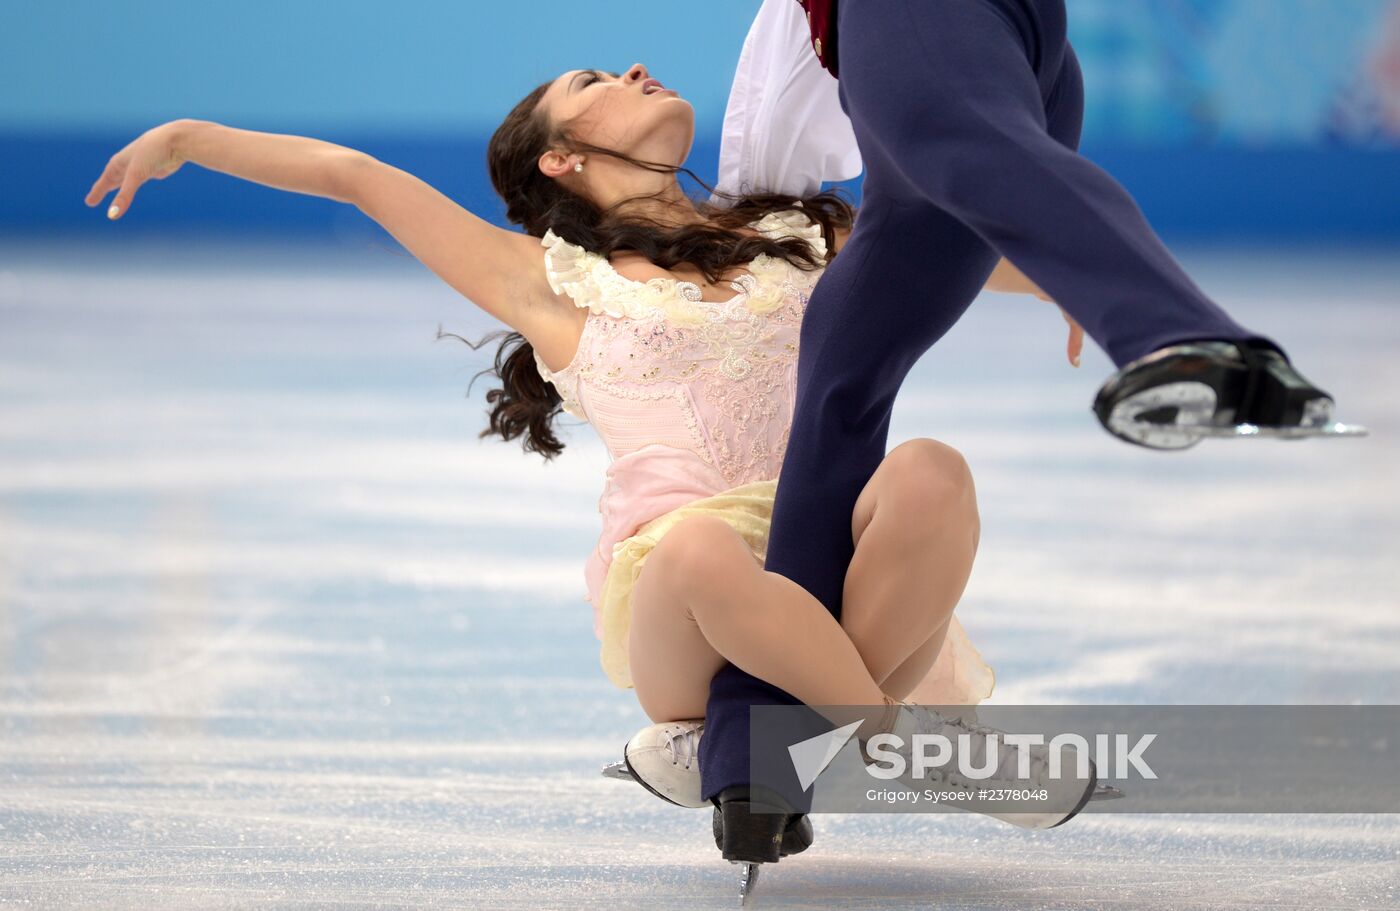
787, 720, 865, 791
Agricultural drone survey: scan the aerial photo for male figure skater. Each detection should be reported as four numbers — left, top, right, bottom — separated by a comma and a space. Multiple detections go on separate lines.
691, 0, 1356, 854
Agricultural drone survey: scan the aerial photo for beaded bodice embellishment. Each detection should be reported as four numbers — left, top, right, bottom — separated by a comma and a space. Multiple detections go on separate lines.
533, 209, 826, 488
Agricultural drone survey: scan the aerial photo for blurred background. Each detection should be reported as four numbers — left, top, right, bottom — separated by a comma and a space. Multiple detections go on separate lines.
4, 0, 1400, 240
2, 2, 1398, 907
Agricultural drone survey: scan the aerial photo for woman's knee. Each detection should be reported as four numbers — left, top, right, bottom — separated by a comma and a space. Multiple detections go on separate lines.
644, 516, 752, 606
877, 439, 978, 525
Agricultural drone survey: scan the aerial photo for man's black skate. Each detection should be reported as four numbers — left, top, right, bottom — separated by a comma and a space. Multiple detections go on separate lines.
712, 784, 813, 905
1093, 340, 1367, 450
711, 785, 813, 862
599, 754, 811, 853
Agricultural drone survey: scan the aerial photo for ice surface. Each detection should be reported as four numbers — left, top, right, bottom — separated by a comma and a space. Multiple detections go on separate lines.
1, 237, 1396, 908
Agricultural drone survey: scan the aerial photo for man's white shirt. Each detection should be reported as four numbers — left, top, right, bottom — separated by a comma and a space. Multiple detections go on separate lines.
712, 0, 863, 204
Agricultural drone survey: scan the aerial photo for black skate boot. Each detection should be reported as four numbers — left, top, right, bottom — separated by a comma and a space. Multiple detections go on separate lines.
1093, 340, 1367, 450
711, 785, 813, 861
712, 784, 813, 904
604, 719, 814, 858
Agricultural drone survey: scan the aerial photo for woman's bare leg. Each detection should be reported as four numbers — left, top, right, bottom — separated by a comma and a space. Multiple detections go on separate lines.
628, 514, 892, 742
840, 438, 981, 696
880, 617, 951, 702
628, 437, 978, 741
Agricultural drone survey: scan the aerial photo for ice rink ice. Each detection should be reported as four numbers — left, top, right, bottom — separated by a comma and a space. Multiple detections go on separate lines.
1, 237, 1397, 908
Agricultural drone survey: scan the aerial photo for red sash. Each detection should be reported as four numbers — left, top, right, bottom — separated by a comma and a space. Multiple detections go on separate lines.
795, 0, 839, 77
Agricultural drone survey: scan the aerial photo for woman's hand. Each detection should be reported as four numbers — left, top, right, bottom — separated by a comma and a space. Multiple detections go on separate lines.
1035, 289, 1084, 368
985, 258, 1084, 367
84, 120, 191, 220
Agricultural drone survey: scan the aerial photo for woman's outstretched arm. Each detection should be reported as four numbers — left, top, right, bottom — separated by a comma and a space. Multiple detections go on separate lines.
87, 118, 363, 213
984, 256, 1051, 300
86, 119, 564, 339
983, 256, 1084, 367
342, 153, 562, 331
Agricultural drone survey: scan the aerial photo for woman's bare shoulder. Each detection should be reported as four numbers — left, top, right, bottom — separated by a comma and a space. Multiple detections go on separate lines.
831, 223, 852, 256
606, 249, 676, 283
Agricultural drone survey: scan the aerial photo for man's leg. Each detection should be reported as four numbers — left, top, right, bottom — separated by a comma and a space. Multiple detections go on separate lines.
700, 0, 1283, 806
835, 0, 1283, 368
699, 0, 1061, 807
700, 0, 1071, 807
698, 184, 1004, 804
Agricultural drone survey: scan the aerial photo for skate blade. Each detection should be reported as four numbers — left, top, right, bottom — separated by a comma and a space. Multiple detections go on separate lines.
1107, 381, 1369, 448
733, 860, 761, 906
1107, 381, 1217, 450
1091, 783, 1125, 801
1183, 420, 1369, 440
606, 759, 1131, 803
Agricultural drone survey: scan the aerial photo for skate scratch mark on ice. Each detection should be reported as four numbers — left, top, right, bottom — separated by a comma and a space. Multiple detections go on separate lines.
97, 602, 279, 694
989, 644, 1182, 703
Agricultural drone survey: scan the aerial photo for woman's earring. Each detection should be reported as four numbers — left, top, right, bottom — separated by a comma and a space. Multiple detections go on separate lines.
574, 161, 584, 173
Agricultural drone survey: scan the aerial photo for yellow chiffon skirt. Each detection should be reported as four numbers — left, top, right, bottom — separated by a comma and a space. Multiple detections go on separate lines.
597, 478, 996, 706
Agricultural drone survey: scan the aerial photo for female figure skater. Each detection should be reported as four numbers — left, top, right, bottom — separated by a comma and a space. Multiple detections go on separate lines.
84, 59, 1093, 860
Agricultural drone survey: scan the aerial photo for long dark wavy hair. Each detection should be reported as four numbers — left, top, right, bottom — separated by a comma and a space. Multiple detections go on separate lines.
445, 79, 855, 461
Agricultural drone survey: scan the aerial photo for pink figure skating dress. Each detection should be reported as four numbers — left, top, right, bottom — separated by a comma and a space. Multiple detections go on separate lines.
533, 207, 994, 704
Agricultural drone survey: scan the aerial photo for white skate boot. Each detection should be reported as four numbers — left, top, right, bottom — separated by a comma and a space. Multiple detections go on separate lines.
621, 719, 707, 808
868, 702, 1098, 829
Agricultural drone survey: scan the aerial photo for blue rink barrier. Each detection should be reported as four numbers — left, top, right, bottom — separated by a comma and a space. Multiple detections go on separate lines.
5, 132, 1399, 241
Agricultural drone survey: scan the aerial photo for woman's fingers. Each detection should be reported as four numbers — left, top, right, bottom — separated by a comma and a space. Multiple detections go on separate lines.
87, 125, 185, 219
1039, 296, 1084, 367
1061, 308, 1084, 368
88, 148, 147, 220
107, 169, 146, 220
84, 158, 123, 207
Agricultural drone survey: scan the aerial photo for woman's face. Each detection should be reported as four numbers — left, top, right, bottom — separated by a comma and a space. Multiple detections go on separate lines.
537, 62, 695, 169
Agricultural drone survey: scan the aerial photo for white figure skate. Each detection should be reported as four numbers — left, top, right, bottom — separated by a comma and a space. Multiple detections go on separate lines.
871, 702, 1098, 829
